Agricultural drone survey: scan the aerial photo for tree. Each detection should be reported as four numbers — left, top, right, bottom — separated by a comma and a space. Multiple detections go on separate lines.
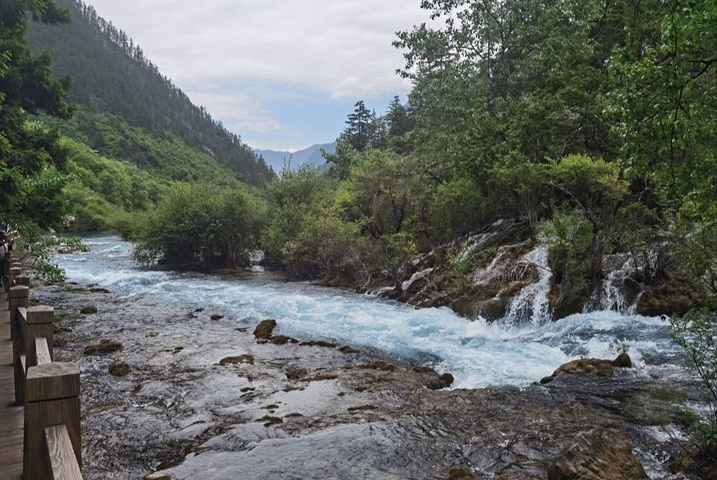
0, 0, 73, 228
607, 0, 717, 222
340, 100, 375, 151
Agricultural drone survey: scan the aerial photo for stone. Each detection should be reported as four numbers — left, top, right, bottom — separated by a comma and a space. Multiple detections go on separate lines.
253, 319, 277, 340
410, 366, 455, 390
84, 340, 123, 355
210, 314, 224, 321
286, 368, 308, 380
80, 305, 98, 314
547, 429, 649, 480
109, 362, 132, 377
219, 355, 254, 366
540, 354, 632, 384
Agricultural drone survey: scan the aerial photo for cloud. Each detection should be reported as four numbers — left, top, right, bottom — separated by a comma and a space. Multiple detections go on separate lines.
84, 0, 430, 149
87, 0, 424, 96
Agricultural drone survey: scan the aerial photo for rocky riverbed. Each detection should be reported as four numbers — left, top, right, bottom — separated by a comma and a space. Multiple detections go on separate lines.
32, 281, 711, 480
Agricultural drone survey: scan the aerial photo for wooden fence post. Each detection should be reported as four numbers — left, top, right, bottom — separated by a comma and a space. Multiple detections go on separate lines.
24, 362, 82, 480
7, 266, 21, 294
10, 285, 29, 405
15, 306, 55, 406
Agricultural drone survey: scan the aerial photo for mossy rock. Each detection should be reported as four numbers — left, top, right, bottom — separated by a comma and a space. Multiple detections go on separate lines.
84, 340, 123, 355
108, 362, 132, 377
253, 319, 277, 340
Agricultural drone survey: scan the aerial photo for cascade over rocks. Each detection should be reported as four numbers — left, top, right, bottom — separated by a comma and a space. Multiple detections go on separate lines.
383, 219, 537, 321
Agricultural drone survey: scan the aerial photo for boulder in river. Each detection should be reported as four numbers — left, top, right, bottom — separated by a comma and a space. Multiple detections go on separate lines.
547, 428, 649, 479
540, 353, 632, 384
253, 319, 277, 340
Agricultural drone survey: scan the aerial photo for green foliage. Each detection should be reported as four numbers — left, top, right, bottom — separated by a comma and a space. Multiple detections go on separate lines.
542, 208, 594, 317
129, 184, 264, 269
40, 109, 243, 186
671, 222, 717, 302
0, 0, 73, 230
262, 166, 338, 273
608, 0, 717, 221
26, 0, 273, 186
671, 311, 717, 461
58, 137, 171, 231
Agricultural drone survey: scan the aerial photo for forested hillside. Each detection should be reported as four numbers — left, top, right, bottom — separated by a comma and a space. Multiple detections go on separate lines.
26, 0, 273, 185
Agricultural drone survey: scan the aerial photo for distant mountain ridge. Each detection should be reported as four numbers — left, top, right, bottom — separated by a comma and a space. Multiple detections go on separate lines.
257, 143, 336, 172
26, 0, 273, 185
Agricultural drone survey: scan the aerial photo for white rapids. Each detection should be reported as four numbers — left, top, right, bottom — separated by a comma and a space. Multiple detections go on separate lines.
53, 235, 683, 389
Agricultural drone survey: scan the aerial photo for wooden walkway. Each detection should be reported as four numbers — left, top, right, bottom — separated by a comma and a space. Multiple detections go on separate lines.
0, 291, 23, 479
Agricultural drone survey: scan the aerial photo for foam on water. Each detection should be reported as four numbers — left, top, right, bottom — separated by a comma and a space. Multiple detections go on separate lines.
54, 235, 681, 389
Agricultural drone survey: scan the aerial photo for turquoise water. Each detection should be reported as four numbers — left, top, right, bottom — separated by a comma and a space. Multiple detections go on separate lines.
53, 235, 682, 389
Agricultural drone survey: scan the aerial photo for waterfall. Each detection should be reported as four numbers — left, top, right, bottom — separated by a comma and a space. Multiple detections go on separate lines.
503, 245, 552, 325
595, 253, 643, 314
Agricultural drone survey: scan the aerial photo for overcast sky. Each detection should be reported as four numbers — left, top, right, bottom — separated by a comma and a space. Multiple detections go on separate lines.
85, 0, 429, 151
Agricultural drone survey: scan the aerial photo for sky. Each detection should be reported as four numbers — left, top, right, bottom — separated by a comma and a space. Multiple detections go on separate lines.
84, 0, 431, 152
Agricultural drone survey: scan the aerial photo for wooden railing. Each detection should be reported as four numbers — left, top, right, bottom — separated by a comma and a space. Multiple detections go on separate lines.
5, 251, 83, 480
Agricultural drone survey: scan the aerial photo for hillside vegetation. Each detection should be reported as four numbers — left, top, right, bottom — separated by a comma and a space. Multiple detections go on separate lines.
26, 0, 273, 186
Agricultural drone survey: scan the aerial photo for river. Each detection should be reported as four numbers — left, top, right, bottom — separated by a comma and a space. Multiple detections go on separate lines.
53, 235, 683, 390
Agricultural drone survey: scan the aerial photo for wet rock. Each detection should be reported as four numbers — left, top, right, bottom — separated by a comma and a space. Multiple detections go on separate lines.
300, 340, 337, 348
148, 332, 159, 338
258, 415, 283, 427
89, 287, 111, 293
305, 373, 338, 382
253, 319, 277, 340
55, 337, 68, 348
540, 354, 632, 384
347, 404, 377, 413
546, 429, 648, 479
613, 352, 632, 368
359, 361, 399, 372
270, 335, 294, 345
84, 340, 123, 355
218, 354, 254, 366
286, 368, 308, 380
144, 475, 172, 480
410, 366, 455, 390
80, 305, 98, 314
441, 468, 478, 479
210, 314, 224, 321
338, 345, 359, 354
109, 362, 132, 377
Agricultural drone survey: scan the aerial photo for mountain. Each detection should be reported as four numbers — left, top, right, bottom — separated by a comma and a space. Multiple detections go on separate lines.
26, 0, 273, 186
256, 143, 336, 173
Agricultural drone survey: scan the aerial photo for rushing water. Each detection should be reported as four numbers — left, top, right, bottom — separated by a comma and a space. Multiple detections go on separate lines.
53, 235, 682, 389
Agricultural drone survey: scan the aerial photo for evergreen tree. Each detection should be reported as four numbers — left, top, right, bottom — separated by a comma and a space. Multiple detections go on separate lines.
340, 100, 375, 151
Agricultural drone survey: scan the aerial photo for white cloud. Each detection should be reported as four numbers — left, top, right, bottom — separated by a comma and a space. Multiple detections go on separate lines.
86, 0, 425, 97
184, 89, 286, 133
83, 0, 431, 149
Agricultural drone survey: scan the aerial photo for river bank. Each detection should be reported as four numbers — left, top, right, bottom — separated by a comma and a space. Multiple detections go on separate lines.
31, 277, 707, 480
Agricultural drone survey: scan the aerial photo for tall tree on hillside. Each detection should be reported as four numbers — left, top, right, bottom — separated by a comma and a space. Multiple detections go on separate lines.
0, 0, 73, 227
341, 100, 375, 151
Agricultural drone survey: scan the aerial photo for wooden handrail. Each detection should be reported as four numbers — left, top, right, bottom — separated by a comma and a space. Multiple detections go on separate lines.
36, 337, 51, 366
4, 258, 83, 480
46, 424, 83, 480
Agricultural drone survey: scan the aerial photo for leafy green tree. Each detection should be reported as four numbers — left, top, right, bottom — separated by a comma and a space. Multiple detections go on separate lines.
0, 0, 73, 228
131, 184, 264, 269
608, 0, 717, 222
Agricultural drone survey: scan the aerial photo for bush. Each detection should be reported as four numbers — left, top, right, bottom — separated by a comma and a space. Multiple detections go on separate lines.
129, 183, 264, 269
671, 310, 717, 462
